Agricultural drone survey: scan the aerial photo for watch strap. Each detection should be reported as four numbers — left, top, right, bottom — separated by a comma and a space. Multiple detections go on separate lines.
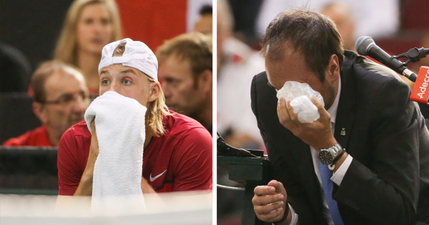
331, 148, 345, 165
328, 148, 345, 170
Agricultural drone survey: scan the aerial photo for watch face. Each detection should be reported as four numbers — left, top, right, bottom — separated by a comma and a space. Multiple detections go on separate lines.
319, 150, 333, 165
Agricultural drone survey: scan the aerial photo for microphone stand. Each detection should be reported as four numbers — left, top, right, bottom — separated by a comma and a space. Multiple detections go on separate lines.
392, 47, 429, 82
394, 47, 429, 65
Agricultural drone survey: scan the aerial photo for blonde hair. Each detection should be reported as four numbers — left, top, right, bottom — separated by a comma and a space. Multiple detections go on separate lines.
54, 0, 122, 66
112, 42, 170, 137
146, 77, 171, 137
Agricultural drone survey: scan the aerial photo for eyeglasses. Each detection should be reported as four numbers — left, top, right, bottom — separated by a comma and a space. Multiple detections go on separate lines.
40, 91, 90, 106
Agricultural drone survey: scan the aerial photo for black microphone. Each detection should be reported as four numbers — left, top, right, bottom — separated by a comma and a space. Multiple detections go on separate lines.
355, 36, 417, 82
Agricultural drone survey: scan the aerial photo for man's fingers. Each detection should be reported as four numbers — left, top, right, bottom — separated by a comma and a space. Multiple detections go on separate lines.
90, 121, 96, 135
312, 98, 331, 122
268, 180, 285, 193
254, 200, 285, 214
253, 183, 285, 205
252, 193, 284, 206
277, 98, 289, 122
285, 100, 299, 122
253, 181, 287, 223
254, 202, 284, 222
277, 98, 298, 129
254, 185, 276, 196
89, 120, 99, 156
90, 121, 98, 143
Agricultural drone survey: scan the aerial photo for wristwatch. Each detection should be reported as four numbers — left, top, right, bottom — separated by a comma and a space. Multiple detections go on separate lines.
318, 143, 344, 165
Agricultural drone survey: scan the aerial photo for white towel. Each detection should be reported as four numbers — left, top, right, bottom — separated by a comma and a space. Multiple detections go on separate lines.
276, 81, 325, 123
84, 91, 146, 211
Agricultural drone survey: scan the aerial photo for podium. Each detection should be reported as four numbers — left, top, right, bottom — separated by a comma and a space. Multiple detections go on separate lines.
218, 151, 272, 225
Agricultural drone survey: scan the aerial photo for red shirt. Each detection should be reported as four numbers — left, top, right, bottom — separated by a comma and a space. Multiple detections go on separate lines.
57, 112, 212, 195
3, 125, 53, 147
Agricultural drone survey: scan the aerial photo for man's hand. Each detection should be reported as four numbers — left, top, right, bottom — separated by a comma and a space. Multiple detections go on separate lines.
141, 177, 156, 193
277, 97, 336, 150
74, 121, 99, 196
89, 121, 99, 157
252, 180, 290, 224
75, 121, 158, 196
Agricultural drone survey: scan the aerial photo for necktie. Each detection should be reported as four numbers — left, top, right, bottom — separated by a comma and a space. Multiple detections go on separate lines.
319, 162, 344, 225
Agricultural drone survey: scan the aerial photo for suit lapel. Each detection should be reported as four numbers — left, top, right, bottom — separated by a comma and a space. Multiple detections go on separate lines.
334, 64, 356, 151
332, 59, 356, 203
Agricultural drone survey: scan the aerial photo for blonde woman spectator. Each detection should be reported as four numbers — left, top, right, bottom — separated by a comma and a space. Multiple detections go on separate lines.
54, 0, 122, 97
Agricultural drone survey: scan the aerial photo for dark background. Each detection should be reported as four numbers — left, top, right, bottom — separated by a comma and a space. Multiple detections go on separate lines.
0, 0, 73, 71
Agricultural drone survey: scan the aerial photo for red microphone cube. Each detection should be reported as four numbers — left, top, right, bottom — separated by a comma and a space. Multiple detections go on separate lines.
410, 66, 429, 104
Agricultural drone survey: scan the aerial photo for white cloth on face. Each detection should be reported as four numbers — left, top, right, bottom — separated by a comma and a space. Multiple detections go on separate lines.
276, 81, 325, 123
84, 91, 146, 211
289, 95, 320, 123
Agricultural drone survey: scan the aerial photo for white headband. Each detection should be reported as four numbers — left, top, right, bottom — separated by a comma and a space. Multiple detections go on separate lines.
98, 38, 158, 81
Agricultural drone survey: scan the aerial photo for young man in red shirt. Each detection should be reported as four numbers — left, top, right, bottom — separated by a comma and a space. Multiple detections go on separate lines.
57, 38, 212, 195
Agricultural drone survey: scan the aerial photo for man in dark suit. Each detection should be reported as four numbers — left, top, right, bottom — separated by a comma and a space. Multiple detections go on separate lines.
250, 10, 429, 225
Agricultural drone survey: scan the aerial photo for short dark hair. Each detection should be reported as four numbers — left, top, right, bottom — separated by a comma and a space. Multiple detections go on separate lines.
199, 5, 212, 16
261, 9, 344, 82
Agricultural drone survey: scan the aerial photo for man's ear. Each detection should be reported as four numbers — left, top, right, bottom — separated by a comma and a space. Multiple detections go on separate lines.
148, 82, 161, 103
33, 102, 48, 124
197, 70, 212, 93
326, 54, 340, 82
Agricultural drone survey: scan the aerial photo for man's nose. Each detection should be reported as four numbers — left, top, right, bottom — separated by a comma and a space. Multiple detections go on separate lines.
108, 81, 120, 92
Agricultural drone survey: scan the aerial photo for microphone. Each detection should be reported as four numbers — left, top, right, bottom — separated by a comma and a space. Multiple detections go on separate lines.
355, 36, 417, 82
410, 66, 429, 104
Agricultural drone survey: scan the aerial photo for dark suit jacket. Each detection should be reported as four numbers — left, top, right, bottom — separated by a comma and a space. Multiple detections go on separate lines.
251, 50, 429, 225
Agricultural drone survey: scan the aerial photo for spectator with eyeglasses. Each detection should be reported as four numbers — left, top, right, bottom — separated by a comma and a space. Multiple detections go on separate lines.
3, 61, 90, 146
